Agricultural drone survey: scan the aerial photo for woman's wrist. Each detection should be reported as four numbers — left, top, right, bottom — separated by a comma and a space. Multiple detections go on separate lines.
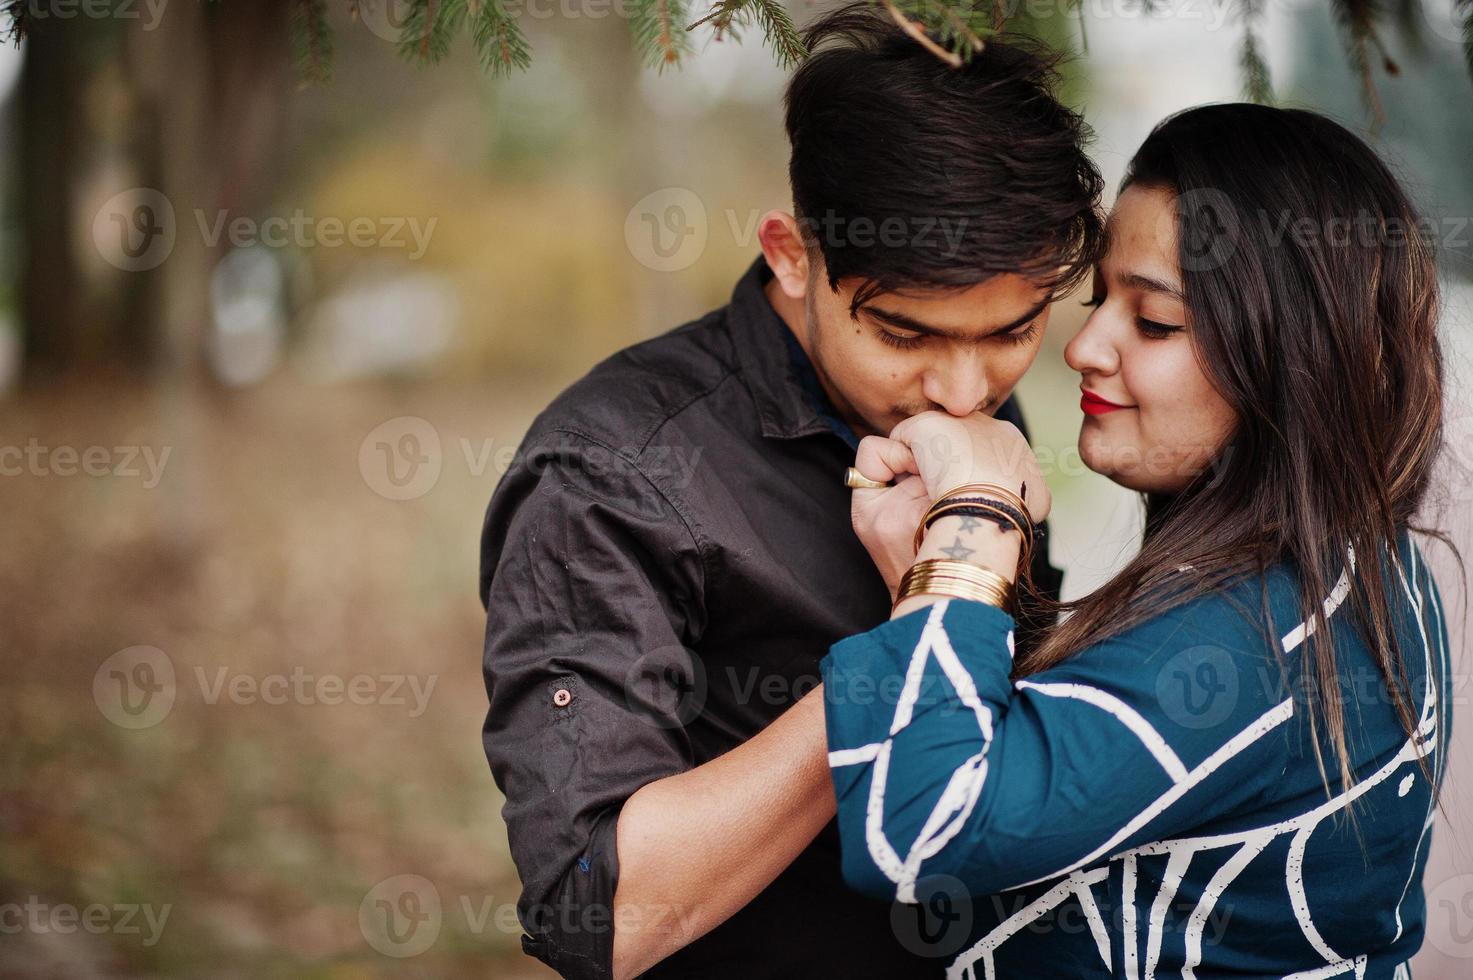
891, 514, 1024, 619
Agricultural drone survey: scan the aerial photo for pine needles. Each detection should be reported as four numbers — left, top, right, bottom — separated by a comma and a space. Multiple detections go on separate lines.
1239, 0, 1273, 104
0, 0, 1469, 123
687, 0, 808, 69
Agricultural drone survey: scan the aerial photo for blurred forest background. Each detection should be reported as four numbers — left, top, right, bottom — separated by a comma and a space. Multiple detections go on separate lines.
1, 0, 1470, 977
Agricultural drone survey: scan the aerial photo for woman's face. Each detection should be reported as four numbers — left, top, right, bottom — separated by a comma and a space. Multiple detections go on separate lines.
1064, 184, 1238, 493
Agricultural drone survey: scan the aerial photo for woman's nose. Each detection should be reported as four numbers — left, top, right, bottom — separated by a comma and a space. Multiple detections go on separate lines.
1064, 311, 1120, 377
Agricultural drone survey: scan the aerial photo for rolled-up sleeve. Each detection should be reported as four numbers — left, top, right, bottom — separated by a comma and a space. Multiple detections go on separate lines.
479, 430, 706, 979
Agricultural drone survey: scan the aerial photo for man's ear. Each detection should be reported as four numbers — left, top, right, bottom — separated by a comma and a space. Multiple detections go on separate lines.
758, 211, 813, 300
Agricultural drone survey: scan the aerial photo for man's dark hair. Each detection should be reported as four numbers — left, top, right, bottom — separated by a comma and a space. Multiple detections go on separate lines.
784, 3, 1105, 313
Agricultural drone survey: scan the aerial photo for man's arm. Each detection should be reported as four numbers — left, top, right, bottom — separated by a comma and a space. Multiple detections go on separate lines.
611, 686, 831, 979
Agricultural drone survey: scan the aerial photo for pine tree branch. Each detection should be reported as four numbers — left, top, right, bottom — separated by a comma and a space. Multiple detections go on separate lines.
0, 0, 1467, 119
884, 0, 1002, 65
1239, 0, 1273, 103
884, 0, 963, 66
1, 0, 27, 45
633, 0, 694, 69
397, 0, 470, 65
1330, 0, 1386, 129
1240, 32, 1273, 103
920, 0, 987, 57
747, 0, 807, 68
470, 0, 531, 76
291, 0, 334, 85
689, 0, 805, 68
1459, 0, 1473, 82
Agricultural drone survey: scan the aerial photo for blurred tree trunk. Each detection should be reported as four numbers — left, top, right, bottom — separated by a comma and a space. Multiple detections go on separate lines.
18, 3, 292, 389
17, 18, 90, 381
126, 0, 292, 389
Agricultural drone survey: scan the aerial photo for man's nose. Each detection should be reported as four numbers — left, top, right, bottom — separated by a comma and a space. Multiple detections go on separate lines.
922, 356, 989, 417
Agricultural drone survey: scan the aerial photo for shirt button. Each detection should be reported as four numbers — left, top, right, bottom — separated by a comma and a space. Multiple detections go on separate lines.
553, 688, 572, 707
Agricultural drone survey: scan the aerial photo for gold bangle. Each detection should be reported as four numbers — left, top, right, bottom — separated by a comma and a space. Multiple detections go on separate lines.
895, 573, 1010, 612
895, 559, 1014, 611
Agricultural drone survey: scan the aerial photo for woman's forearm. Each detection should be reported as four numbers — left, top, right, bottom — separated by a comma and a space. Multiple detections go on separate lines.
891, 514, 1024, 619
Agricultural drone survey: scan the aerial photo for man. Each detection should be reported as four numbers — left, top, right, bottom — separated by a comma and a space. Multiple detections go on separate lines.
478, 6, 1104, 977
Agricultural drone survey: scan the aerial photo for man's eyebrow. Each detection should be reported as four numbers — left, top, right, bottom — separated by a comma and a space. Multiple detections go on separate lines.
862, 296, 1053, 340
1121, 272, 1185, 301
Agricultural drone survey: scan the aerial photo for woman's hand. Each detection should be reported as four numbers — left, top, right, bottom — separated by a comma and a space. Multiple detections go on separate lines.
850, 412, 1051, 609
889, 411, 1051, 526
849, 437, 930, 598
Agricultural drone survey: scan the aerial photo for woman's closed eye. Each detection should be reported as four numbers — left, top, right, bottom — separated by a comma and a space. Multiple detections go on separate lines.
1136, 317, 1184, 340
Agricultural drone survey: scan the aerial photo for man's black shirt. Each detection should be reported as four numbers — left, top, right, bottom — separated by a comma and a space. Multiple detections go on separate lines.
478, 257, 1062, 978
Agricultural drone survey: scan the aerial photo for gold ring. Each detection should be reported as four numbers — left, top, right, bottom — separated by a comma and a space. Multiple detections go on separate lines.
844, 466, 890, 490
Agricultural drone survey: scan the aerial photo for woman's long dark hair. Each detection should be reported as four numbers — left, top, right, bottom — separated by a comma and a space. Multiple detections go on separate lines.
1016, 103, 1453, 800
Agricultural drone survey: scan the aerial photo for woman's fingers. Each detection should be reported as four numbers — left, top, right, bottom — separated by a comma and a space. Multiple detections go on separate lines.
893, 473, 929, 502
853, 434, 918, 486
886, 411, 1050, 520
885, 411, 938, 450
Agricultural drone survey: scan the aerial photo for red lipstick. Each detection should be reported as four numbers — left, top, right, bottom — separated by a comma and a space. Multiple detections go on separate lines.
1080, 389, 1130, 416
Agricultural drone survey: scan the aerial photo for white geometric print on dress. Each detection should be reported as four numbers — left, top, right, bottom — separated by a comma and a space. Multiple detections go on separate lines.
831, 547, 1448, 980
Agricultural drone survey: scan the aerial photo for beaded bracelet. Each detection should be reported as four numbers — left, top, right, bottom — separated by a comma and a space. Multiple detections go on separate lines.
923, 496, 1035, 539
912, 497, 1036, 560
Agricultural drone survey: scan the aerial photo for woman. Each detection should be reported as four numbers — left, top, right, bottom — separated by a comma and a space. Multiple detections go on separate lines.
828, 103, 1454, 978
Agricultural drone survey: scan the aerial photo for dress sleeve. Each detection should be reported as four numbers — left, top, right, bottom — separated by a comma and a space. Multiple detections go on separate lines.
821, 594, 1289, 901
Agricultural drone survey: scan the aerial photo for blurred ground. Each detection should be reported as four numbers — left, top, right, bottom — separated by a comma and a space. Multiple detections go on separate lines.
0, 377, 563, 978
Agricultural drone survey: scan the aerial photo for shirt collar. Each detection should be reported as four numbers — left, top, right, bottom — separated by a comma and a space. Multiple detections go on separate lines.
726, 256, 859, 448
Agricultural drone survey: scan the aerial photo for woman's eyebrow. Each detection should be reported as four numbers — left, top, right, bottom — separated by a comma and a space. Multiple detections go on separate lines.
1120, 271, 1185, 301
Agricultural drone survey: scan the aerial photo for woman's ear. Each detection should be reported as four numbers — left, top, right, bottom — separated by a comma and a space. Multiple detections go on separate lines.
758, 211, 812, 299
